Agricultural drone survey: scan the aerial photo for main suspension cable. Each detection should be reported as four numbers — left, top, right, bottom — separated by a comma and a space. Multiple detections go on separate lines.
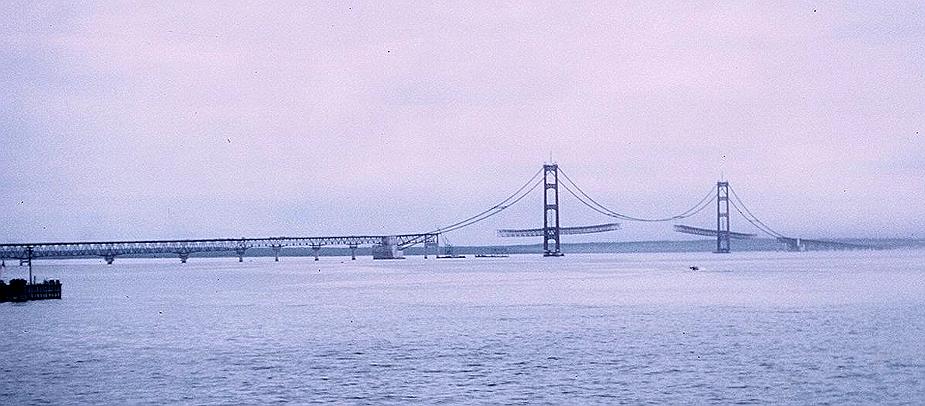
560, 176, 714, 222
558, 180, 713, 222
728, 187, 785, 238
729, 200, 781, 238
558, 168, 716, 222
558, 181, 631, 219
430, 169, 544, 234
435, 178, 543, 234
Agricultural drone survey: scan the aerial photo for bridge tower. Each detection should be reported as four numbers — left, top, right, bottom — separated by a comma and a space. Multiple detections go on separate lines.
716, 181, 731, 253
543, 164, 563, 257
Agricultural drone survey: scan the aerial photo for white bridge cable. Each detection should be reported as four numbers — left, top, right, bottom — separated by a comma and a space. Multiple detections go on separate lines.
430, 169, 544, 234
728, 187, 785, 238
558, 168, 716, 222
729, 199, 782, 238
435, 179, 542, 234
557, 181, 631, 219
559, 178, 715, 222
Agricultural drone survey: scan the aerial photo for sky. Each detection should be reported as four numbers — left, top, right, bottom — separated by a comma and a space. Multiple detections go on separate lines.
1, 1, 923, 245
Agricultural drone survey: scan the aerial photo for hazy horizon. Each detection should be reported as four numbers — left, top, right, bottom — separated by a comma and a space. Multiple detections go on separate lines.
3, 2, 923, 245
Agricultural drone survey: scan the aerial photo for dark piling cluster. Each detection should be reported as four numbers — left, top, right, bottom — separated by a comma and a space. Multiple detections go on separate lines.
0, 279, 62, 302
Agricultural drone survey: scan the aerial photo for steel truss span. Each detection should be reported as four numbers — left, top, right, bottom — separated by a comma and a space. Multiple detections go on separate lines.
0, 164, 876, 261
673, 225, 757, 239
0, 234, 438, 261
775, 237, 868, 251
497, 223, 622, 238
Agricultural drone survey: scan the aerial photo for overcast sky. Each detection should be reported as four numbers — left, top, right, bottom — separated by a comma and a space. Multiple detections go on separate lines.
2, 1, 923, 245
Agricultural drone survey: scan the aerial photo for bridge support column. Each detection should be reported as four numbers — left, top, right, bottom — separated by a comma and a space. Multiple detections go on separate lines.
235, 247, 247, 263
716, 181, 731, 253
26, 247, 34, 284
424, 234, 437, 259
178, 252, 190, 263
372, 236, 404, 260
778, 237, 805, 252
543, 164, 563, 257
271, 245, 282, 262
349, 245, 357, 260
312, 245, 321, 261
428, 234, 439, 260
104, 254, 116, 265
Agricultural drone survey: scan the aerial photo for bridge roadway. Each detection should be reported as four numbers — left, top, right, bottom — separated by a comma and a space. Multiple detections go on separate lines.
775, 237, 870, 251
0, 233, 438, 264
673, 225, 757, 239
497, 223, 622, 237
674, 225, 872, 251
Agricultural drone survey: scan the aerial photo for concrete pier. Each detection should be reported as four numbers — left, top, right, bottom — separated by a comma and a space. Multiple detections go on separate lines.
271, 245, 282, 262
312, 245, 321, 261
372, 236, 404, 260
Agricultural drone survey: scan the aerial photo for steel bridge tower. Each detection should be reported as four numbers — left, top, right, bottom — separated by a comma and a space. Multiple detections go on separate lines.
716, 181, 731, 253
543, 164, 563, 257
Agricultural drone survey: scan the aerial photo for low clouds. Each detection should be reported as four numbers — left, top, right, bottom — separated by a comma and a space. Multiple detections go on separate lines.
1, 2, 923, 243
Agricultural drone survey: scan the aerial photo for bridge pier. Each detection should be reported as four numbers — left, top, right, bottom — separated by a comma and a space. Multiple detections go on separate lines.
349, 244, 357, 260
372, 236, 404, 260
178, 252, 190, 263
777, 237, 805, 252
271, 245, 282, 262
104, 254, 116, 265
312, 245, 321, 261
425, 235, 438, 260
235, 247, 247, 262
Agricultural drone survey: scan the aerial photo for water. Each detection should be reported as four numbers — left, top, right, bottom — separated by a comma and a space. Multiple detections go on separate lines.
2, 250, 924, 404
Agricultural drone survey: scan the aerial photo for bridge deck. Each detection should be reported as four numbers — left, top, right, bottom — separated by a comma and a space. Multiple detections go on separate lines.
673, 225, 757, 239
0, 234, 437, 260
497, 223, 621, 238
776, 237, 870, 250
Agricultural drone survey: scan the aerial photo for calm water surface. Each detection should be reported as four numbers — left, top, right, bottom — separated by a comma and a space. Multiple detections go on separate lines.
2, 250, 924, 404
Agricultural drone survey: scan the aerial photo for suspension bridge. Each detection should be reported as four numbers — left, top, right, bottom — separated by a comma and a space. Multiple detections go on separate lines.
1, 163, 866, 276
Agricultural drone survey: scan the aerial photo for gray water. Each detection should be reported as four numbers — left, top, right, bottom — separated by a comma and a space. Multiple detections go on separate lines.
2, 250, 924, 404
